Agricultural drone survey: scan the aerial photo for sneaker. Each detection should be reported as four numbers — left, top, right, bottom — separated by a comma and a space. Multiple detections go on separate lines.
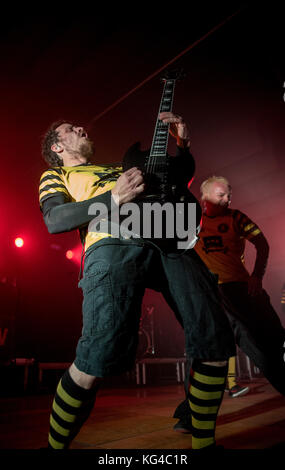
228, 384, 249, 398
173, 418, 192, 433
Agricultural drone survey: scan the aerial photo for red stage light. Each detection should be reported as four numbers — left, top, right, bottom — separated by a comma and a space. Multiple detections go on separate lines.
65, 245, 82, 265
66, 250, 73, 260
15, 237, 24, 248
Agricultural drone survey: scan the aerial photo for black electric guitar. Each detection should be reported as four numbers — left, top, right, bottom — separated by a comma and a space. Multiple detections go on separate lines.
121, 72, 202, 252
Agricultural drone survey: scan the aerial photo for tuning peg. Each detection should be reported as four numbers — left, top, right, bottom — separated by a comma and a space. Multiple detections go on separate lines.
160, 68, 186, 82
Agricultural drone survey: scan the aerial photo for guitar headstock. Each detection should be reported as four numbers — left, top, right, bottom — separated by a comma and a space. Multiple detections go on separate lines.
160, 68, 186, 82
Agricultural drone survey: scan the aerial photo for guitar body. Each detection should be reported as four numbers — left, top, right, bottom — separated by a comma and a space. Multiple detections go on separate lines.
121, 142, 202, 252
123, 142, 196, 200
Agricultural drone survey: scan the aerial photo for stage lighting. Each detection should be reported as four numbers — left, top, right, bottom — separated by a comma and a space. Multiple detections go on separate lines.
66, 250, 74, 260
65, 245, 82, 265
15, 237, 24, 248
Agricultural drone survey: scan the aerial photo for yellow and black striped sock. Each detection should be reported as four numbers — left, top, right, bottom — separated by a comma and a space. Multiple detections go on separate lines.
48, 369, 97, 449
189, 361, 227, 449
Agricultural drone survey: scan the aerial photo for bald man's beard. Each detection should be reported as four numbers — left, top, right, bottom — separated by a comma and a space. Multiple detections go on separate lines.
79, 138, 94, 161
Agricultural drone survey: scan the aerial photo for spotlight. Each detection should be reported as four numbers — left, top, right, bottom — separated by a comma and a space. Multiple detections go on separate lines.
65, 245, 82, 265
15, 237, 24, 248
66, 250, 74, 260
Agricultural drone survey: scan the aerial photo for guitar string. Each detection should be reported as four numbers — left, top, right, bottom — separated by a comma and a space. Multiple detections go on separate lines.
146, 79, 173, 179
146, 81, 165, 177
138, 76, 200, 259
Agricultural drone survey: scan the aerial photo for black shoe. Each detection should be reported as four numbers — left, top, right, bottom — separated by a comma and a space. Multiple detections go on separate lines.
173, 418, 192, 434
228, 384, 249, 398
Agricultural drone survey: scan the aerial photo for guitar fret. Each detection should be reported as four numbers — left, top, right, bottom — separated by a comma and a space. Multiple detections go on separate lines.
149, 78, 176, 159
153, 141, 167, 146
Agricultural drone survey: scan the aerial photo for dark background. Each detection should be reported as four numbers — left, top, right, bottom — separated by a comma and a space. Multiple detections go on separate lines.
1, 3, 285, 363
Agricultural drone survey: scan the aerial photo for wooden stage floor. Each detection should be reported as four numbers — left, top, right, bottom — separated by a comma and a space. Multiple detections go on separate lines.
0, 377, 284, 453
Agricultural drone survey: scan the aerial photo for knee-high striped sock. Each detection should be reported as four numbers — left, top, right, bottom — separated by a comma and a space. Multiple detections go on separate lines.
48, 369, 98, 449
189, 361, 228, 449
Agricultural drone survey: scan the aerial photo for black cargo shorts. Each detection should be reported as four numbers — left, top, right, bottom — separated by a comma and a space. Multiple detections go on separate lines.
74, 239, 235, 376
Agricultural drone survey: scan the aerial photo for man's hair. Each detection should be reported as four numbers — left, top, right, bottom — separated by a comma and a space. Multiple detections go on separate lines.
41, 120, 68, 167
200, 176, 232, 198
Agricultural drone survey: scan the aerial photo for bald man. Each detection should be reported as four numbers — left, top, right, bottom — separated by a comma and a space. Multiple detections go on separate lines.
174, 176, 285, 432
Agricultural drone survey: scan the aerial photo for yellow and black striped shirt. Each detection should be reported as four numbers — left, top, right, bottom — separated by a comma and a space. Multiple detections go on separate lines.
39, 163, 122, 251
194, 209, 263, 283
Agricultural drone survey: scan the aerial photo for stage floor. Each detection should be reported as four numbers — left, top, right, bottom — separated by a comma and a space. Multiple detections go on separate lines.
0, 378, 284, 451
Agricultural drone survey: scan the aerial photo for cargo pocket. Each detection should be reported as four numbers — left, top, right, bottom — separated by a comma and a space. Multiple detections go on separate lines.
79, 262, 113, 335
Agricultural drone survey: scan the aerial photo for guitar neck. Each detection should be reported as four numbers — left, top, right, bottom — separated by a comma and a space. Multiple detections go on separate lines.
149, 79, 176, 159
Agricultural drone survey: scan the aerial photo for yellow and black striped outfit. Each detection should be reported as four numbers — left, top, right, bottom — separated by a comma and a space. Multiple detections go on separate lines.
48, 369, 97, 449
174, 204, 285, 432
194, 208, 264, 284
39, 163, 122, 251
39, 165, 124, 449
189, 361, 227, 449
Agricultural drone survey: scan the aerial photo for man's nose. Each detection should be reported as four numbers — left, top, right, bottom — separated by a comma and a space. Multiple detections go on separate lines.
74, 126, 83, 135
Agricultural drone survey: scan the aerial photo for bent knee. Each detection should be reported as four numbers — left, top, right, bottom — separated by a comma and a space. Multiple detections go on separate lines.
69, 363, 102, 389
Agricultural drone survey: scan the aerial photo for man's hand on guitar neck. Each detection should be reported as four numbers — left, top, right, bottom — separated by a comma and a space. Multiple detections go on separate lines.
159, 112, 190, 148
111, 167, 145, 206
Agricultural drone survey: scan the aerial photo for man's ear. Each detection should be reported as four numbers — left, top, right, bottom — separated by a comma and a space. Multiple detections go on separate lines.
51, 143, 63, 153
